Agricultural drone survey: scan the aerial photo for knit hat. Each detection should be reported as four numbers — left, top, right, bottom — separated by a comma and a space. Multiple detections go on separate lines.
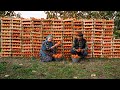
76, 31, 83, 37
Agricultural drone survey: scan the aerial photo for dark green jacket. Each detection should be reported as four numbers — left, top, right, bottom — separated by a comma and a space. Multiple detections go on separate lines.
72, 38, 88, 51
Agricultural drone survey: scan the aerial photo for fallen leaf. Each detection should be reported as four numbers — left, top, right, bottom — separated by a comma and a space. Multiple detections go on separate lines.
73, 76, 78, 79
32, 70, 37, 73
19, 63, 23, 66
91, 74, 96, 77
4, 75, 10, 77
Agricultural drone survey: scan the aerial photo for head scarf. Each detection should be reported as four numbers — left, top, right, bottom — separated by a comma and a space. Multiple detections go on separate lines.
46, 34, 53, 40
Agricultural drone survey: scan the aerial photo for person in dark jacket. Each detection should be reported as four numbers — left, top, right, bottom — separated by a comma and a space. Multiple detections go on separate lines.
71, 31, 88, 59
40, 35, 60, 62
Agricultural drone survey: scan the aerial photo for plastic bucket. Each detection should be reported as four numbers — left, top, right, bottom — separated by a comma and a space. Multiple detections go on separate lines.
55, 58, 62, 61
72, 58, 79, 63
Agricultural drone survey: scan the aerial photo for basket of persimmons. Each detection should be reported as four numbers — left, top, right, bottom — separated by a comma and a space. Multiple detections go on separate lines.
71, 54, 80, 63
52, 53, 63, 61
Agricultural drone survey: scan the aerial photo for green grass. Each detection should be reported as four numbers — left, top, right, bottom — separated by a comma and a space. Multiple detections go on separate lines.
0, 57, 120, 79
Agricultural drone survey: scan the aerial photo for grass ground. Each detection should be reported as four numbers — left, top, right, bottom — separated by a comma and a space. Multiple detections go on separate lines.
0, 57, 120, 79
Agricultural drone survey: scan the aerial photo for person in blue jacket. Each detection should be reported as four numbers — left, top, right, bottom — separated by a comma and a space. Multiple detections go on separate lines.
71, 31, 88, 59
40, 35, 59, 62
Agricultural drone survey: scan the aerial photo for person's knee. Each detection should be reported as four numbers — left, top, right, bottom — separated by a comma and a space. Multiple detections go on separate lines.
71, 49, 76, 54
83, 51, 88, 56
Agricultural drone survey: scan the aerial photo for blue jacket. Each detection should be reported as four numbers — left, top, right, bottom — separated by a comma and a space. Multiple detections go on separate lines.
40, 40, 56, 57
41, 40, 54, 51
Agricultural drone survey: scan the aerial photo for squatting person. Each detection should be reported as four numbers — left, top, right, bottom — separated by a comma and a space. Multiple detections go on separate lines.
71, 31, 88, 60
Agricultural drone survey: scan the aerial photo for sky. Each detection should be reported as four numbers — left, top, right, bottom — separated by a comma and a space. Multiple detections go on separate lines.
14, 11, 47, 19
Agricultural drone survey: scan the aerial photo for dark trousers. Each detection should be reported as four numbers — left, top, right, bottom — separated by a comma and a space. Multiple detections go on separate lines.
71, 49, 88, 58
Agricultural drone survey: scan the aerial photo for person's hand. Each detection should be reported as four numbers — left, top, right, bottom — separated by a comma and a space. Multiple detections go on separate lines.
76, 48, 81, 52
48, 53, 53, 57
54, 41, 61, 47
54, 43, 59, 47
50, 43, 59, 49
55, 41, 61, 46
57, 41, 61, 45
81, 49, 84, 52
50, 45, 56, 49
50, 41, 61, 49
